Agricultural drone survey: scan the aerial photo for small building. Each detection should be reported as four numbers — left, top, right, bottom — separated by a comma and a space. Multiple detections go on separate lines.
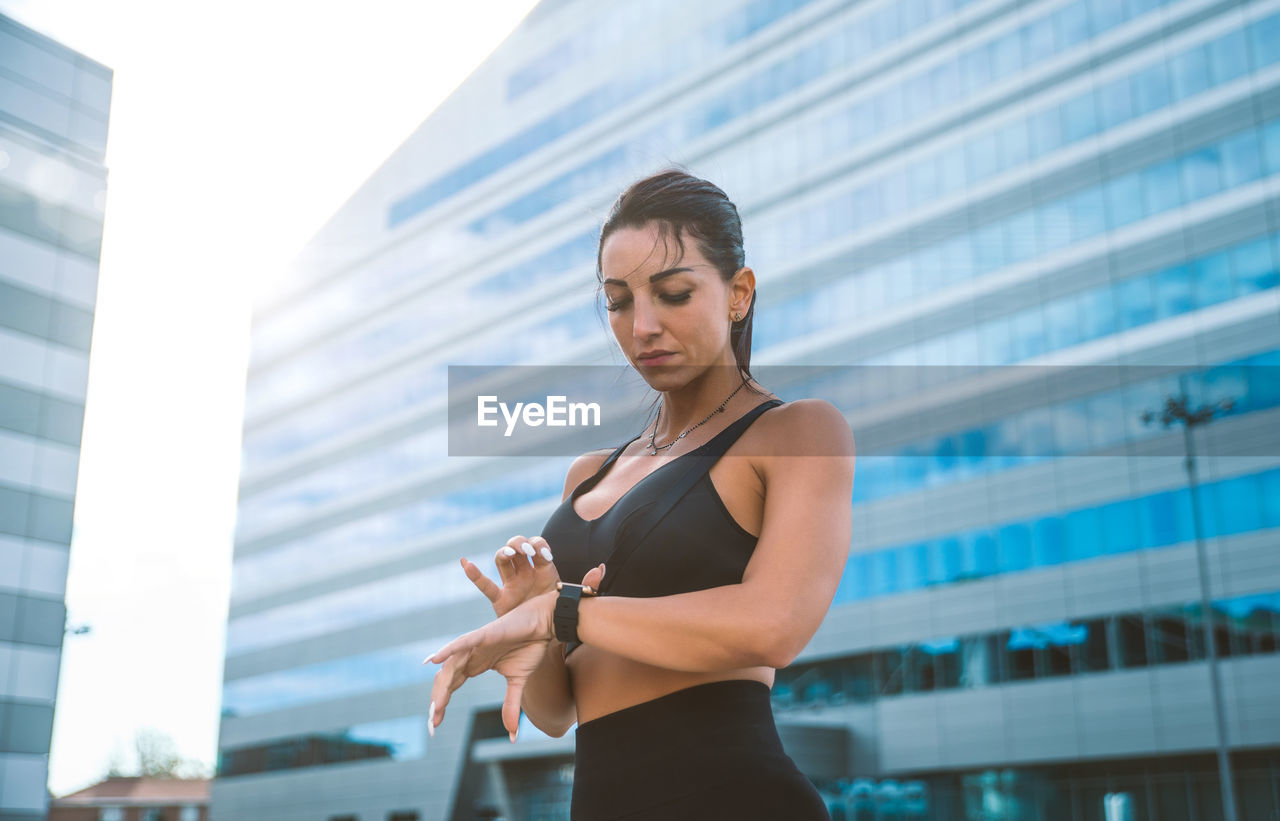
49, 777, 209, 821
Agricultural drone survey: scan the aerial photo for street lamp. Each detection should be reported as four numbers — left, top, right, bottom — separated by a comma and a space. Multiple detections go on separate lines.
1140, 372, 1237, 821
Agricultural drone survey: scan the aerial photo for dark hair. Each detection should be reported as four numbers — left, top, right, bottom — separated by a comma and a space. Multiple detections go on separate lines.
595, 167, 760, 385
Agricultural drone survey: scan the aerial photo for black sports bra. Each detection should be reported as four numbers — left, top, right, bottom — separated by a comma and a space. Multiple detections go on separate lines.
542, 399, 784, 655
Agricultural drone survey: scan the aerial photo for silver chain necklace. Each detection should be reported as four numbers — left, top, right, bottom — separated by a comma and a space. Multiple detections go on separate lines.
645, 377, 749, 456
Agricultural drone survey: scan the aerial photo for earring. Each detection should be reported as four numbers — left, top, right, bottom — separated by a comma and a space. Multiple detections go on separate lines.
733, 312, 742, 322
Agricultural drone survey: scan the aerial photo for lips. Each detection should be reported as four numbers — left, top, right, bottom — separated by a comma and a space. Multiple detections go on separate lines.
637, 351, 676, 365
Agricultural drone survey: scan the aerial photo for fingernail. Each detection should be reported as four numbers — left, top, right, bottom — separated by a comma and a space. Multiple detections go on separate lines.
541, 547, 553, 561
502, 546, 517, 556
600, 564, 606, 577
521, 542, 535, 557
428, 701, 436, 737
509, 730, 517, 743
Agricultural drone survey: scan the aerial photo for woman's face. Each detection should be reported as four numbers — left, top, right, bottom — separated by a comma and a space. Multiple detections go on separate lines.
600, 221, 752, 388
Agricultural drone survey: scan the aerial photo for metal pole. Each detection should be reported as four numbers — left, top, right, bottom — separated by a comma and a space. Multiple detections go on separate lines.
1182, 420, 1239, 821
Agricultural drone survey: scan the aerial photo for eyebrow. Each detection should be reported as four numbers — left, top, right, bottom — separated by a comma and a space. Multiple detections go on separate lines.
603, 266, 694, 287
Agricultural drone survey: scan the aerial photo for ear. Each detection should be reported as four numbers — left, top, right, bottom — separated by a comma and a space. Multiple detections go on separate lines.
728, 267, 755, 318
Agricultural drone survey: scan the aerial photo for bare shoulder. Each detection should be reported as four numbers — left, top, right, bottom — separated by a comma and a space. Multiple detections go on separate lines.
756, 397, 855, 459
561, 448, 615, 501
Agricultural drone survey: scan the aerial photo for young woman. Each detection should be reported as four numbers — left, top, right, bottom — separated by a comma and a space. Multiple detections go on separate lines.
426, 169, 855, 819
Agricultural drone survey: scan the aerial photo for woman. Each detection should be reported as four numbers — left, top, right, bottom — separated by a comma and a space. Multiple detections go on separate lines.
426, 169, 855, 819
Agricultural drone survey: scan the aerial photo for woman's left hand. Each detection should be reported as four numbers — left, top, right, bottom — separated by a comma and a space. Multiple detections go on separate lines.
425, 588, 558, 743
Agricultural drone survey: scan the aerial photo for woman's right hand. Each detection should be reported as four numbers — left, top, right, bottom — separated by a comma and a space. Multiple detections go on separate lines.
460, 535, 561, 618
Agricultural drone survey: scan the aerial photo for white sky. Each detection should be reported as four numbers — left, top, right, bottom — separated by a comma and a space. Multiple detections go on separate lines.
0, 0, 541, 797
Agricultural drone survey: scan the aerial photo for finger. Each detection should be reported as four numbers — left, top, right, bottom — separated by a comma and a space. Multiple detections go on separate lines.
428, 648, 478, 737
502, 677, 527, 743
493, 544, 523, 584
460, 558, 501, 604
580, 562, 605, 591
529, 535, 556, 565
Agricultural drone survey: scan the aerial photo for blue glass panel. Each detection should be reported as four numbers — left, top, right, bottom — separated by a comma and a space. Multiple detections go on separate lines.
1077, 286, 1118, 340
1216, 125, 1260, 184
1263, 121, 1280, 175
1116, 275, 1155, 330
1032, 517, 1066, 566
1054, 2, 1090, 49
1131, 62, 1171, 115
1215, 475, 1263, 535
837, 553, 870, 604
900, 543, 929, 590
1028, 107, 1064, 157
1097, 76, 1134, 130
1180, 146, 1223, 201
998, 522, 1033, 571
929, 537, 963, 584
1105, 172, 1145, 227
1229, 237, 1276, 296
1153, 264, 1193, 318
1087, 0, 1125, 34
990, 30, 1025, 77
1065, 507, 1101, 560
1099, 500, 1139, 555
1038, 199, 1073, 252
1045, 294, 1082, 351
1191, 252, 1233, 308
1169, 45, 1211, 101
962, 530, 998, 578
1068, 187, 1107, 241
871, 550, 900, 595
1260, 469, 1280, 528
1248, 12, 1280, 69
1062, 93, 1098, 142
1207, 29, 1249, 84
1141, 159, 1182, 214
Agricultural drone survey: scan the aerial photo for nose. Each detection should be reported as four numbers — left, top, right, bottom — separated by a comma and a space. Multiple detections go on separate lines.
631, 291, 662, 339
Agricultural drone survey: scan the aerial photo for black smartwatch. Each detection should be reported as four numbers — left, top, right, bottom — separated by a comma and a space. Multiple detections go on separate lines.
554, 582, 597, 648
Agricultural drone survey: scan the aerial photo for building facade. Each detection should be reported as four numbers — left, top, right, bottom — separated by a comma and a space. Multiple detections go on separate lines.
0, 12, 112, 821
217, 0, 1280, 818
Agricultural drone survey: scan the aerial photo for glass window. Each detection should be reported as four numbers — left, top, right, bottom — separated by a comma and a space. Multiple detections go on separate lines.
929, 537, 963, 584
1190, 252, 1232, 308
960, 634, 1001, 687
1003, 628, 1039, 681
1032, 516, 1066, 568
1065, 507, 1102, 560
1038, 199, 1073, 252
1132, 62, 1171, 115
1096, 75, 1134, 129
1230, 236, 1277, 296
876, 648, 906, 696
1116, 275, 1155, 330
1262, 120, 1280, 175
996, 117, 1030, 171
1169, 45, 1211, 100
1179, 146, 1222, 201
967, 131, 1000, 181
1099, 500, 1139, 555
1055, 2, 1090, 48
1068, 187, 1107, 241
1062, 93, 1098, 143
1088, 0, 1125, 34
998, 522, 1033, 572
839, 655, 876, 701
1214, 474, 1262, 535
1104, 171, 1145, 227
1077, 286, 1118, 341
990, 31, 1024, 77
1142, 159, 1182, 214
1248, 12, 1280, 69
1203, 32, 1248, 90
1153, 264, 1194, 318
1041, 621, 1082, 677
1150, 608, 1193, 663
1075, 618, 1110, 673
1219, 128, 1263, 189
1027, 106, 1064, 157
1115, 614, 1149, 668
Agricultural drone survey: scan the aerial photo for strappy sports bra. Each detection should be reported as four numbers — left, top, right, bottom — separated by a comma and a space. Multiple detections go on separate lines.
541, 398, 784, 656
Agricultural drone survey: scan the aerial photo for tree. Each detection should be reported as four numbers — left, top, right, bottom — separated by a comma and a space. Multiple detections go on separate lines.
98, 728, 212, 781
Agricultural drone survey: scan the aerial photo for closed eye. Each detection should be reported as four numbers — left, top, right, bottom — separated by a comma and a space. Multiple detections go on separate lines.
605, 291, 692, 312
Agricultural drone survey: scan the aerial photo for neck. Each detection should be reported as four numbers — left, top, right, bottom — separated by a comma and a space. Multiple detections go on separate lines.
653, 364, 751, 441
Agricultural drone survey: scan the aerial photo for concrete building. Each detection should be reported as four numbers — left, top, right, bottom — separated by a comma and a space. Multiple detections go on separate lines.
217, 0, 1280, 818
0, 12, 112, 821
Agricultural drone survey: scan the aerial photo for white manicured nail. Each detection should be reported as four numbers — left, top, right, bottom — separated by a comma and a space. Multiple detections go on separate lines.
502, 546, 517, 556
540, 547, 553, 561
521, 542, 535, 557
428, 701, 436, 737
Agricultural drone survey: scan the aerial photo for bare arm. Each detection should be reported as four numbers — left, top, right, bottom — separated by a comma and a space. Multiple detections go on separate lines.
576, 400, 855, 672
516, 449, 612, 737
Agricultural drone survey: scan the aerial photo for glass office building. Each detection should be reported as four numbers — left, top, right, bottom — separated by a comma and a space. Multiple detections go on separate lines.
217, 0, 1280, 818
0, 12, 112, 821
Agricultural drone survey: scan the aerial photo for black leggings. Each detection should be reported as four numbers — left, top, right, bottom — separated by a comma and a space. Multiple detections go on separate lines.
571, 679, 832, 820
